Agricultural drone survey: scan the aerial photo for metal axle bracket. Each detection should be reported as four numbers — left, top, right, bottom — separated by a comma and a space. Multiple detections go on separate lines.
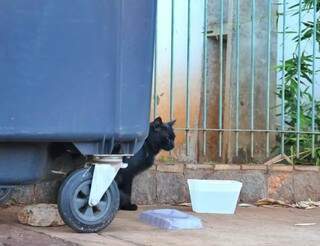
88, 155, 128, 207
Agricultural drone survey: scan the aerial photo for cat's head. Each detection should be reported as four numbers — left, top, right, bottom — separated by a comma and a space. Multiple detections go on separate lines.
149, 117, 176, 151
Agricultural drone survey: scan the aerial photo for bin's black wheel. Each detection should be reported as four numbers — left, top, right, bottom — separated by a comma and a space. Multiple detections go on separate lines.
0, 187, 12, 204
58, 168, 120, 233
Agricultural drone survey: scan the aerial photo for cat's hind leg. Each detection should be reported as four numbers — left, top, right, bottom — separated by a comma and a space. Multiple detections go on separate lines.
119, 190, 138, 211
119, 176, 138, 211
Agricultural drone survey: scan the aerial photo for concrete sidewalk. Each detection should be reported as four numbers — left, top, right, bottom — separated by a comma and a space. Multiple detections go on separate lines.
0, 205, 319, 246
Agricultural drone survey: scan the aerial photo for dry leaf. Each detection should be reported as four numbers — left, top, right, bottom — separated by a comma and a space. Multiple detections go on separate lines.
294, 223, 316, 226
238, 203, 254, 208
255, 198, 292, 208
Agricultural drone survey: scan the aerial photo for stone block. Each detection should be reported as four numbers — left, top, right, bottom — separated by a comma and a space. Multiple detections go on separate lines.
34, 181, 61, 203
267, 172, 294, 202
10, 180, 61, 205
10, 185, 36, 204
156, 172, 187, 204
184, 169, 213, 180
209, 170, 242, 181
132, 170, 157, 205
240, 171, 267, 202
293, 171, 320, 201
18, 204, 64, 227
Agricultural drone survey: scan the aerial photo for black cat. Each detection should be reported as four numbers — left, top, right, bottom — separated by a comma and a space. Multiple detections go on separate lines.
115, 117, 176, 211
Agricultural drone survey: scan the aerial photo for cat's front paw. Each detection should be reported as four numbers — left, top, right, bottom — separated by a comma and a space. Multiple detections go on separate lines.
121, 203, 138, 211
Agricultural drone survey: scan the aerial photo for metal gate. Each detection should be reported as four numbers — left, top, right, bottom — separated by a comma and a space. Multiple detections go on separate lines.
152, 0, 319, 165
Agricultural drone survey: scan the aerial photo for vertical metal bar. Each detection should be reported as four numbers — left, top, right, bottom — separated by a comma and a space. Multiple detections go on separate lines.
202, 0, 208, 156
311, 0, 316, 158
250, 0, 256, 158
153, 9, 158, 119
266, 0, 272, 157
169, 0, 175, 121
235, 0, 240, 156
186, 0, 191, 156
296, 0, 302, 158
281, 0, 286, 154
218, 0, 224, 158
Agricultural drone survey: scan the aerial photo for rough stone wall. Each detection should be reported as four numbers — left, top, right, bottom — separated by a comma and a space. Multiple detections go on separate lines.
132, 163, 320, 204
8, 163, 320, 205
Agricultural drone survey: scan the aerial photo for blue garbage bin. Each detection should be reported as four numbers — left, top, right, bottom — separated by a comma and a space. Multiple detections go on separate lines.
0, 0, 156, 232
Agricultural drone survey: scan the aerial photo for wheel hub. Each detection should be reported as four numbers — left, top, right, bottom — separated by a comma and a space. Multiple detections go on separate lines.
72, 180, 111, 222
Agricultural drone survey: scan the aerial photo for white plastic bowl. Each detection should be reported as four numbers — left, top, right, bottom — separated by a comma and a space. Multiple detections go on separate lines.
188, 179, 242, 214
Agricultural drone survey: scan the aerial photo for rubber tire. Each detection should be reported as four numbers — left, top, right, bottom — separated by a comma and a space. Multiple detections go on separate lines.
0, 187, 12, 204
58, 168, 120, 233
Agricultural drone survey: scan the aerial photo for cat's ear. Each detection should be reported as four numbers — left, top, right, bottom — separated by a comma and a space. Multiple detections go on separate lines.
167, 119, 176, 127
152, 117, 163, 129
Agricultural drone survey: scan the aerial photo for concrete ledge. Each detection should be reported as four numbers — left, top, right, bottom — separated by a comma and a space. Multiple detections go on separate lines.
185, 164, 214, 170
294, 166, 320, 172
214, 164, 241, 171
157, 163, 184, 173
241, 164, 267, 171
270, 165, 294, 172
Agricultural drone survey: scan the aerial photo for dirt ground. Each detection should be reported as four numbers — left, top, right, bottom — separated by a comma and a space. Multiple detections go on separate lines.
0, 205, 319, 246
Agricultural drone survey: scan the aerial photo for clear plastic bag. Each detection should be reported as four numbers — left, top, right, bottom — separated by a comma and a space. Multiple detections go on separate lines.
139, 209, 203, 230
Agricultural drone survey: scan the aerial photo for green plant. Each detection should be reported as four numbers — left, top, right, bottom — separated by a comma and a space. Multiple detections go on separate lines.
276, 0, 320, 165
